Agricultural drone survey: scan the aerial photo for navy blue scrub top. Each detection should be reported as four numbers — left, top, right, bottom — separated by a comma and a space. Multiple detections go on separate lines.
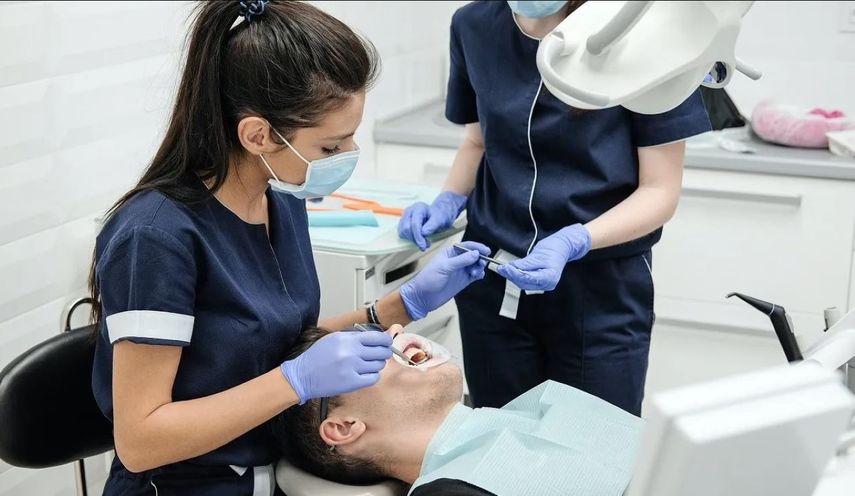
447, 1, 712, 260
91, 180, 320, 468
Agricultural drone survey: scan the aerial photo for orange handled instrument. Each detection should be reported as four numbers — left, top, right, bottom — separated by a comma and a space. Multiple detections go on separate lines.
328, 193, 404, 216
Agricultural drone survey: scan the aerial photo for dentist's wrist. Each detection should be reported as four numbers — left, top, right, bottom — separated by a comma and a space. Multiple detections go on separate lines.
398, 280, 427, 321
279, 359, 308, 405
375, 291, 414, 328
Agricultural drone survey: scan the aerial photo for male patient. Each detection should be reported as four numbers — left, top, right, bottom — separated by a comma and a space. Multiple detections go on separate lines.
271, 325, 643, 496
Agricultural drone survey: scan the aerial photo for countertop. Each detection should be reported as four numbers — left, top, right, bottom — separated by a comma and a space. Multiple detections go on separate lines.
374, 101, 855, 181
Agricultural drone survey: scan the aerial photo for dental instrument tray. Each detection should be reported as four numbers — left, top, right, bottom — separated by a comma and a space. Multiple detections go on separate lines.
307, 177, 465, 256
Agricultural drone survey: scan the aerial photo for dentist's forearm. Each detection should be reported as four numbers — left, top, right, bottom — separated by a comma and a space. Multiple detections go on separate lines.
376, 290, 413, 327
115, 365, 298, 473
443, 122, 484, 196
317, 290, 412, 331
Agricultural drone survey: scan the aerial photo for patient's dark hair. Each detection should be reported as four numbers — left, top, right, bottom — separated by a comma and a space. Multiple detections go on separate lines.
270, 327, 387, 485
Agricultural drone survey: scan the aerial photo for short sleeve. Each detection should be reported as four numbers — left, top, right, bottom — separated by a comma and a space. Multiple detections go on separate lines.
445, 13, 478, 125
630, 88, 712, 147
98, 225, 196, 346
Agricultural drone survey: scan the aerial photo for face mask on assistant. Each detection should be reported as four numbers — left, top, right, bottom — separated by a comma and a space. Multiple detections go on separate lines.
259, 125, 359, 200
507, 1, 568, 19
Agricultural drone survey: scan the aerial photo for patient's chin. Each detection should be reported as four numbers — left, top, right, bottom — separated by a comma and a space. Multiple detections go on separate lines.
428, 362, 465, 407
382, 360, 464, 419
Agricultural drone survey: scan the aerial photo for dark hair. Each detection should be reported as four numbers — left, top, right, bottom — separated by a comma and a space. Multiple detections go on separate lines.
87, 1, 380, 324
270, 327, 388, 485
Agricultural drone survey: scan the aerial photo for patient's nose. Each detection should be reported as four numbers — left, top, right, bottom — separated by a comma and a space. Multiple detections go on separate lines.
386, 323, 404, 339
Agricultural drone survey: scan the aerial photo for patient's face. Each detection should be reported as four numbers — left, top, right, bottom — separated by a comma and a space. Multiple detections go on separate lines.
337, 325, 463, 424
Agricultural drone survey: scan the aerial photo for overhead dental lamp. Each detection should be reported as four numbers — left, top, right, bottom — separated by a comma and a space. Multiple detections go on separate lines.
536, 1, 762, 114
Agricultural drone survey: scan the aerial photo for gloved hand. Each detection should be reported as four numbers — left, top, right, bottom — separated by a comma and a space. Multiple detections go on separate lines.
398, 191, 468, 251
399, 241, 490, 320
280, 329, 392, 404
496, 224, 592, 292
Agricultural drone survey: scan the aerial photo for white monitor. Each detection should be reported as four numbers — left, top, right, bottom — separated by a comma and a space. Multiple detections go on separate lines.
627, 363, 855, 496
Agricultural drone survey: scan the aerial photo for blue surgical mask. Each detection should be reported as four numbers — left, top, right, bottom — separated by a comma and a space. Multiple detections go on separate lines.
507, 0, 568, 19
260, 127, 359, 200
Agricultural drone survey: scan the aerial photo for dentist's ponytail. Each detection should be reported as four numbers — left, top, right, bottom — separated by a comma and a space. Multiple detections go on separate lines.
88, 0, 380, 324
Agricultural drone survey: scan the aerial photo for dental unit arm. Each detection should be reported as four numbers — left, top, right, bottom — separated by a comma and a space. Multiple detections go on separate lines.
536, 1, 762, 114
729, 292, 855, 394
727, 292, 803, 363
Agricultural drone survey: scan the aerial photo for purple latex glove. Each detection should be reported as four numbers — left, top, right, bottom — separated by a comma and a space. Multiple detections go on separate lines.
399, 241, 490, 320
397, 191, 468, 251
497, 224, 592, 292
280, 329, 392, 404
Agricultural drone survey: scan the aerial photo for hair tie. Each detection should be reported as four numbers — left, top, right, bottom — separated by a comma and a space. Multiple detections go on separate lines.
238, 0, 269, 23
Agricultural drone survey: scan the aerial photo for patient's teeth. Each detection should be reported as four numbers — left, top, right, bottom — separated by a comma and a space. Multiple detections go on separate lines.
392, 334, 450, 368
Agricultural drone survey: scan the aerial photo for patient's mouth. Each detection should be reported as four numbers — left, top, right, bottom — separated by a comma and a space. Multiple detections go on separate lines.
392, 334, 452, 369
403, 343, 429, 365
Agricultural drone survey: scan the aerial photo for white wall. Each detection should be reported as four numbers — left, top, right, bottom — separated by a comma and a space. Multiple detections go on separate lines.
0, 1, 462, 495
0, 2, 192, 494
727, 1, 855, 116
312, 1, 465, 176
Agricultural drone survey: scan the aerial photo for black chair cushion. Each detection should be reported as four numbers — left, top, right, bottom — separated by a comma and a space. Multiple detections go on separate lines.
0, 325, 114, 468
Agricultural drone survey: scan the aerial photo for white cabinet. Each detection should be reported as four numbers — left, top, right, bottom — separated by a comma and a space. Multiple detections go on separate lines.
654, 168, 855, 349
645, 167, 855, 400
645, 322, 786, 395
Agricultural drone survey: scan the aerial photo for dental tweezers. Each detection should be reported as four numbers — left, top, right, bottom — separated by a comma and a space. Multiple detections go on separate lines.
452, 243, 503, 266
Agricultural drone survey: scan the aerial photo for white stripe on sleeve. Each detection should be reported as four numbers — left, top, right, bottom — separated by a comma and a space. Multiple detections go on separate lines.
106, 310, 194, 344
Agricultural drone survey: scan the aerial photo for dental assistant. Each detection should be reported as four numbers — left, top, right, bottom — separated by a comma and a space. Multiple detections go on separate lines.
88, 2, 488, 495
399, 0, 711, 415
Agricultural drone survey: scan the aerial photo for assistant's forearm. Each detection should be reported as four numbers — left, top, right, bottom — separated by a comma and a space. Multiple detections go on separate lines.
585, 141, 686, 250
443, 128, 484, 196
585, 184, 681, 250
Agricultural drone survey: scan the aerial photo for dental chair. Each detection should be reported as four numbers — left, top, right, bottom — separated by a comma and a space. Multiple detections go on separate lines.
0, 298, 114, 496
276, 457, 409, 496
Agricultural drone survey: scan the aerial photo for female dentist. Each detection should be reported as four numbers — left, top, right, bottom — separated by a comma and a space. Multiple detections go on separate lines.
89, 2, 489, 494
399, 0, 711, 415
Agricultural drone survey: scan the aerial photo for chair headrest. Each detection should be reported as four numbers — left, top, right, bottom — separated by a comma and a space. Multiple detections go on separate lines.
0, 325, 114, 468
276, 457, 408, 496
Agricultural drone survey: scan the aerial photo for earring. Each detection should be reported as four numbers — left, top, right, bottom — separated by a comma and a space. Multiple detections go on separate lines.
328, 444, 336, 453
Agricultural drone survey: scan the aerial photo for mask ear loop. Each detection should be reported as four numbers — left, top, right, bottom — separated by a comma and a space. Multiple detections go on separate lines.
270, 126, 310, 165
258, 122, 309, 182
258, 154, 281, 182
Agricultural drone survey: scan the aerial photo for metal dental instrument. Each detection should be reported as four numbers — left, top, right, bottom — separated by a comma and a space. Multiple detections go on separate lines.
352, 323, 418, 366
452, 243, 503, 266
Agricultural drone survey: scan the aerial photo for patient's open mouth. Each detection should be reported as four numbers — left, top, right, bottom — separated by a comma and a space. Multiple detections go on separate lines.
403, 342, 430, 365
392, 334, 451, 369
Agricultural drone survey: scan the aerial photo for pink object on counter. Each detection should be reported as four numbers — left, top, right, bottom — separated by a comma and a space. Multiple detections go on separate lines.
751, 100, 855, 148
808, 108, 846, 119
